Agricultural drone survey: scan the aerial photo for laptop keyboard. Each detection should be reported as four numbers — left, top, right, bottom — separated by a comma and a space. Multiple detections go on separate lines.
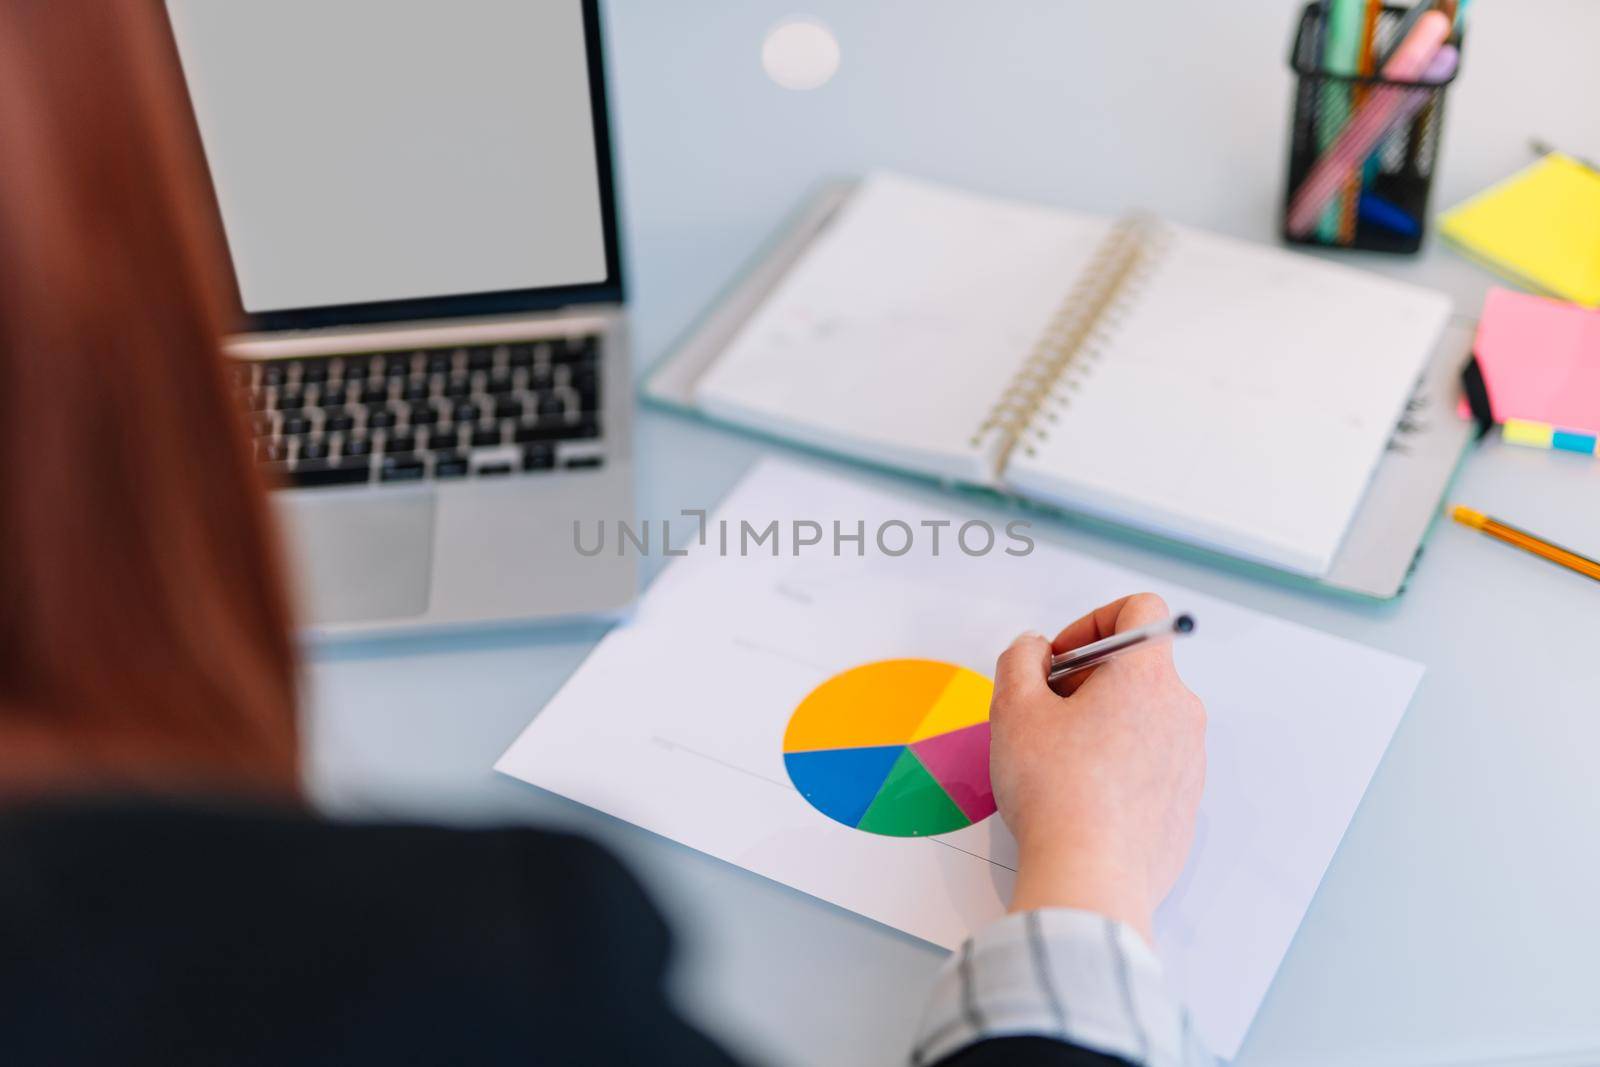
233, 336, 603, 489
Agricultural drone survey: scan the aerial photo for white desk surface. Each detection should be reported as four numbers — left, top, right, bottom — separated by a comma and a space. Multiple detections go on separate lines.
305, 3, 1600, 1064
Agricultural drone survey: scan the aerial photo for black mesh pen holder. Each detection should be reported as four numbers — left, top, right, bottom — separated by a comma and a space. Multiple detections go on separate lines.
1283, 3, 1463, 254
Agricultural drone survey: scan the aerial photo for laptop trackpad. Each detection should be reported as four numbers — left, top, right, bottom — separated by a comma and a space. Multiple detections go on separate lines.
277, 491, 435, 625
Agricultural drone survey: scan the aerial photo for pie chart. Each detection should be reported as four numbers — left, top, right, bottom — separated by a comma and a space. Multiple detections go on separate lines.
782, 659, 996, 837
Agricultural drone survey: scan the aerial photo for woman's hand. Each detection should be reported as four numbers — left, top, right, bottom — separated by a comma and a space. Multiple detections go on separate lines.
990, 593, 1206, 944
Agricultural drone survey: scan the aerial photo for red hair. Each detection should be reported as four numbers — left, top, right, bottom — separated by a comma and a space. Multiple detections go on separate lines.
0, 0, 299, 796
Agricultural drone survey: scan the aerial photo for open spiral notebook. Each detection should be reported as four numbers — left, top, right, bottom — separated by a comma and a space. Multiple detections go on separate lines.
650, 173, 1467, 590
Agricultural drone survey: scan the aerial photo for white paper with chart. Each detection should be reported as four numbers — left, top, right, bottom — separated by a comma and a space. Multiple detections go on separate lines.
496, 460, 1423, 1057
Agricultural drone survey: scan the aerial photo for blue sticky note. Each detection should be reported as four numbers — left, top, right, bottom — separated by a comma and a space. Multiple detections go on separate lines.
1551, 430, 1598, 455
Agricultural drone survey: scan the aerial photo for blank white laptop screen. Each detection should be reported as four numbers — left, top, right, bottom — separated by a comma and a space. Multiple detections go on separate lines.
165, 0, 608, 313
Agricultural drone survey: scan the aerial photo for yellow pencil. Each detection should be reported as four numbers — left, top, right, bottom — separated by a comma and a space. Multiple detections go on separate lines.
1451, 506, 1600, 583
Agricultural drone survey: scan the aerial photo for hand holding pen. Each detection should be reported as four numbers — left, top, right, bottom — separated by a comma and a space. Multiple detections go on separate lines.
1048, 611, 1196, 692
989, 595, 1206, 944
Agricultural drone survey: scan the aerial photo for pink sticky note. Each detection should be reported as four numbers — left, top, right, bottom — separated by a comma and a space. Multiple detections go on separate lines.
1462, 289, 1600, 432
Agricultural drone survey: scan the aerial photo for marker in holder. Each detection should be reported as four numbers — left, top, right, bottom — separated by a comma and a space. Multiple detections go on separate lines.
1283, 3, 1464, 255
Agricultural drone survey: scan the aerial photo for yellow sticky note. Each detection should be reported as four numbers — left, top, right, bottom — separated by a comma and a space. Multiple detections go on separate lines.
1502, 418, 1554, 449
1440, 155, 1600, 309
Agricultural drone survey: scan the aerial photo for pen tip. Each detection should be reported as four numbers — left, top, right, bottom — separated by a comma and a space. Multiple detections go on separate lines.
1451, 505, 1487, 529
1174, 614, 1195, 634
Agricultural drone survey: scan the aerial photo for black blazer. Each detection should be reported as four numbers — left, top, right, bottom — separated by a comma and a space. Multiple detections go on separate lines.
0, 800, 1124, 1066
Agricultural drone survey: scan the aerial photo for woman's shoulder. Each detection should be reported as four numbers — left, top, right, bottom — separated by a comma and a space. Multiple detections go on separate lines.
3, 793, 622, 869
0, 798, 709, 1065
0, 794, 669, 969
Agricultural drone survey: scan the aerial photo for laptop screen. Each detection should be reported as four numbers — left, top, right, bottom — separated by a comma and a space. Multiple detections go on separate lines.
165, 1, 617, 326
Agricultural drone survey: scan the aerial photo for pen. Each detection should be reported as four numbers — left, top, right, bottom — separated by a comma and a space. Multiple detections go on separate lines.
1287, 35, 1457, 237
1316, 0, 1367, 242
1358, 192, 1421, 237
1338, 0, 1385, 243
1048, 613, 1196, 686
1377, 1, 1435, 67
1451, 506, 1600, 583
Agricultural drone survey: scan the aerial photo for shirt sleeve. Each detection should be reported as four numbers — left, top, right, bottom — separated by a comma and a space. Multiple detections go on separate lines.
910, 909, 1218, 1067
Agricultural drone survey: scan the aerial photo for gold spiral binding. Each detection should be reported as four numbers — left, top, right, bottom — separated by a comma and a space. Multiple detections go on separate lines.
973, 215, 1164, 468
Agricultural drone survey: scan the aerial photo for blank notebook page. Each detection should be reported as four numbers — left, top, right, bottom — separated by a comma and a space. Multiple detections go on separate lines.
693, 173, 1111, 483
1006, 224, 1451, 576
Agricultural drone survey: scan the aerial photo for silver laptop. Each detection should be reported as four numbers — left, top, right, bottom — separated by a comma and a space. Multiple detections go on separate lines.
167, 0, 636, 635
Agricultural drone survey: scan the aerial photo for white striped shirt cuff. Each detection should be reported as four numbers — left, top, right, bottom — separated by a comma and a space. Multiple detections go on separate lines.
910, 909, 1217, 1067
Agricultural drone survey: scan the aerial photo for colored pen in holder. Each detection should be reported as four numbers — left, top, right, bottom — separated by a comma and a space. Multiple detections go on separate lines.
1283, 3, 1464, 255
